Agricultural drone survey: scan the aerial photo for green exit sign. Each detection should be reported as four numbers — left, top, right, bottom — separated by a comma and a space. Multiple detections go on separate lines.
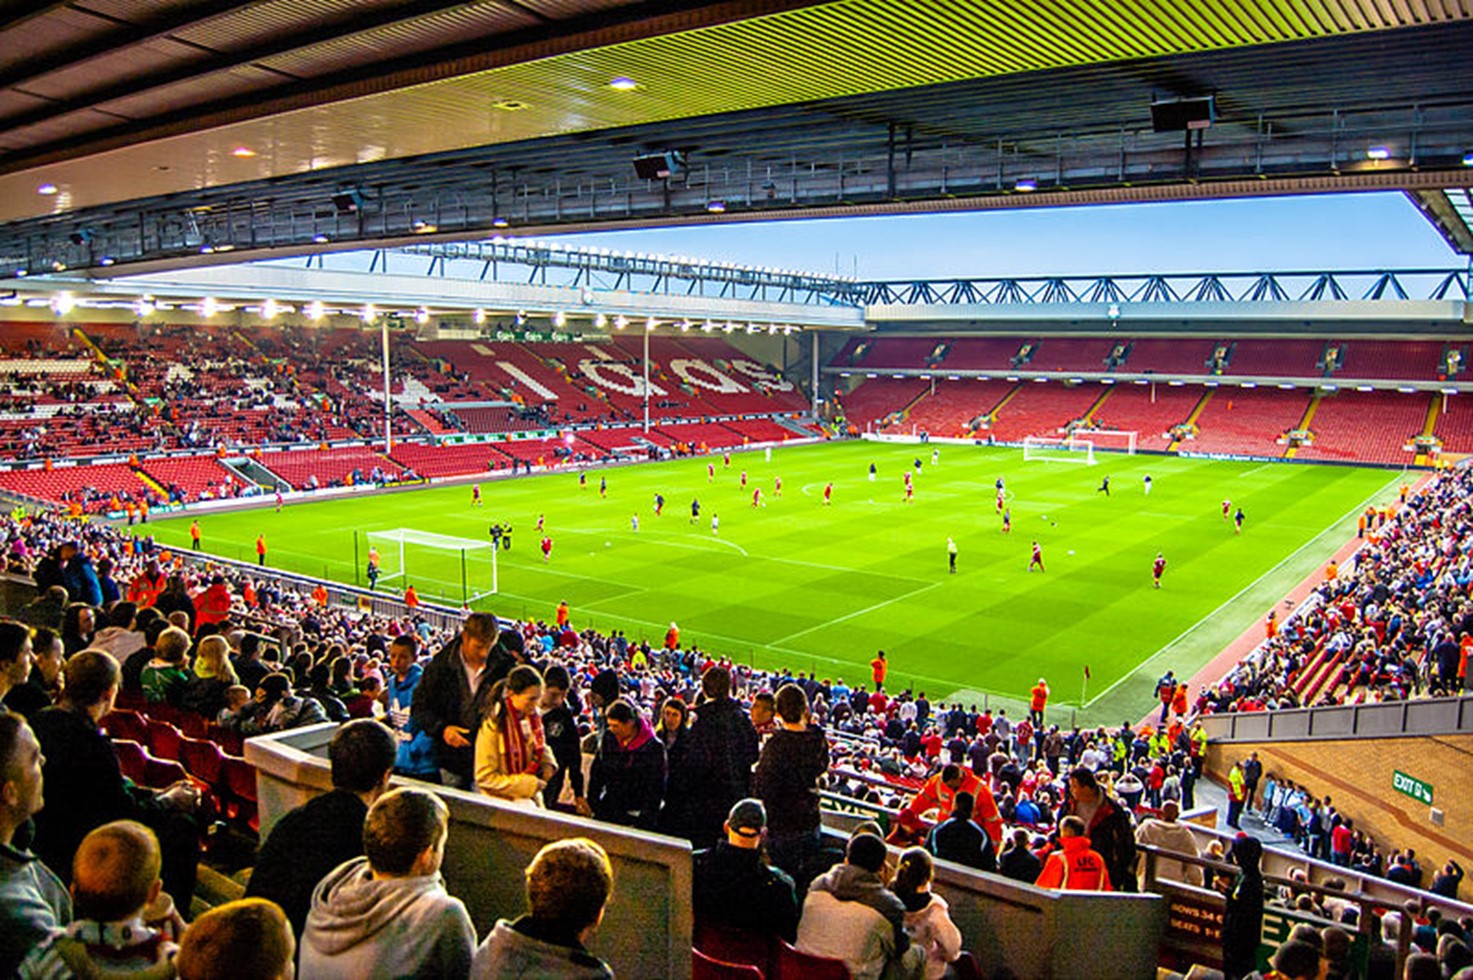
1393, 770, 1434, 805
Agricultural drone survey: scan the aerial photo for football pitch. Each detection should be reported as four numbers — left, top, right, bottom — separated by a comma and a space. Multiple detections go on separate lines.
139, 442, 1400, 723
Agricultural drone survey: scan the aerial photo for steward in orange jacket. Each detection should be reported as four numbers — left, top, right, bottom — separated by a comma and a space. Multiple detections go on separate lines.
1035, 817, 1112, 891
900, 764, 1002, 843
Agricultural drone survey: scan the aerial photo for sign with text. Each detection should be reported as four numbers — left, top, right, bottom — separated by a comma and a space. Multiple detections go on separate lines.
1393, 770, 1434, 805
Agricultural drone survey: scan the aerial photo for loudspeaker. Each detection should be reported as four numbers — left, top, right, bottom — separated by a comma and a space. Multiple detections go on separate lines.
331, 190, 364, 214
632, 152, 685, 180
1151, 96, 1215, 133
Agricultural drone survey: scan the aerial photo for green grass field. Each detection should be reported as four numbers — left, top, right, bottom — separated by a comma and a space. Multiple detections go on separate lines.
137, 442, 1401, 723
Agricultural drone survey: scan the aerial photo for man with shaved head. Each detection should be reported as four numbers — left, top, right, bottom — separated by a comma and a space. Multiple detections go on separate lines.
21, 819, 180, 976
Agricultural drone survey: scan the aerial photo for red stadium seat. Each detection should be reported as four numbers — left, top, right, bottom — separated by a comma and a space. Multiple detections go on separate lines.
694, 949, 764, 980
694, 921, 776, 977
206, 723, 245, 756
774, 940, 850, 980
145, 718, 183, 760
101, 709, 147, 744
221, 754, 259, 831
112, 739, 148, 784
178, 736, 225, 786
143, 756, 188, 790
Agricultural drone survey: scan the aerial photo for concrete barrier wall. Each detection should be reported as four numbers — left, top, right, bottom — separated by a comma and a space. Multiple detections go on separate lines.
931, 859, 1165, 979
247, 724, 693, 979
250, 725, 1167, 980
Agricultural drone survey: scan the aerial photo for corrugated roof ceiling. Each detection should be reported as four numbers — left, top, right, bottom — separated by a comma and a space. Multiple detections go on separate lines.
0, 0, 1468, 224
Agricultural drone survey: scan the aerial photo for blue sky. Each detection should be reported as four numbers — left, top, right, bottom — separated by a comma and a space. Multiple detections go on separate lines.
546, 192, 1461, 280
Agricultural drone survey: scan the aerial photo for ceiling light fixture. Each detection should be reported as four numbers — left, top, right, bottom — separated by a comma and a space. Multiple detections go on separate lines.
706, 200, 727, 213
52, 292, 75, 316
609, 76, 638, 91
492, 217, 509, 229
1014, 178, 1037, 192
262, 299, 279, 321
37, 183, 57, 196
473, 308, 486, 325
307, 300, 325, 321
232, 146, 256, 158
593, 312, 607, 328
202, 297, 218, 318
1367, 145, 1391, 160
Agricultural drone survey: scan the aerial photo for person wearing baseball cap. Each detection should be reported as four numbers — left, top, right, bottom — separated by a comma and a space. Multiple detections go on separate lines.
691, 799, 799, 942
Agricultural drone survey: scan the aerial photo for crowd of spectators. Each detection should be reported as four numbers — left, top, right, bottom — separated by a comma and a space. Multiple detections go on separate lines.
3, 462, 1473, 976
1204, 468, 1473, 714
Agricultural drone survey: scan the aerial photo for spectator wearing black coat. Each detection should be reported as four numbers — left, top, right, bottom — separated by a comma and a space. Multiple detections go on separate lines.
692, 798, 800, 942
410, 613, 511, 789
753, 683, 829, 883
1062, 766, 1137, 891
588, 699, 666, 831
245, 719, 396, 937
1221, 835, 1264, 980
29, 650, 201, 906
664, 666, 758, 848
997, 829, 1043, 884
928, 792, 997, 873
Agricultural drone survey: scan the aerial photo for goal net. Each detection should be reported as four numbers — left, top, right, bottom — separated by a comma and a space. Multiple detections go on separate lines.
1070, 429, 1137, 455
1022, 435, 1096, 465
365, 528, 498, 605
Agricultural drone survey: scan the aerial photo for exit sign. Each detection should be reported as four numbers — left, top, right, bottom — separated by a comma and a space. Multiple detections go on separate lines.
1393, 770, 1434, 805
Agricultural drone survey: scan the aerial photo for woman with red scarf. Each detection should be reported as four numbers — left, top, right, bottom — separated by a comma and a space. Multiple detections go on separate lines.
474, 665, 556, 806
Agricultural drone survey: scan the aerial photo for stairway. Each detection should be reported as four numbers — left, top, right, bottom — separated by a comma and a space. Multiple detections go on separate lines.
1166, 388, 1214, 452
1284, 394, 1323, 459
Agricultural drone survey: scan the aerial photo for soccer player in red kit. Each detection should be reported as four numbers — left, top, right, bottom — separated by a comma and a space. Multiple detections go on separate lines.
1222, 499, 1231, 521
1029, 540, 1045, 572
823, 482, 833, 505
1153, 552, 1166, 588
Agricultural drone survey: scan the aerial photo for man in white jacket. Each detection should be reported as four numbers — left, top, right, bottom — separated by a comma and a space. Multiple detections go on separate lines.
299, 788, 475, 979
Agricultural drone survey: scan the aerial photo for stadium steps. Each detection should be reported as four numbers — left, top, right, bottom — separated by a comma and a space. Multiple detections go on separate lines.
1416, 393, 1441, 466
1166, 388, 1215, 451
1082, 384, 1113, 423
986, 381, 1026, 422
1284, 394, 1323, 459
232, 329, 260, 353
134, 468, 167, 497
1420, 392, 1441, 438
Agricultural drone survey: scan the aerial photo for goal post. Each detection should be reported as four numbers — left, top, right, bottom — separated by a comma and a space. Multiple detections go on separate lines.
365, 528, 498, 605
1071, 429, 1137, 455
1022, 435, 1096, 465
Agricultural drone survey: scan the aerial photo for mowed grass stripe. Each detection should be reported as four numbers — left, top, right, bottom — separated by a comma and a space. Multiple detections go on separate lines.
136, 442, 1400, 715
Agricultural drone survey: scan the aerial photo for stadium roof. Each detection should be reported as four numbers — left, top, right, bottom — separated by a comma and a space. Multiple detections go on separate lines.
2, 1, 1472, 276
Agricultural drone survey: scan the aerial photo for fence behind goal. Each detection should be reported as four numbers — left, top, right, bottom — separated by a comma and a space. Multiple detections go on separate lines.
364, 528, 498, 604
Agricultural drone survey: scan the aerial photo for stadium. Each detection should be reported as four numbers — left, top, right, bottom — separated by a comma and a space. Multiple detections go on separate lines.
0, 3, 1472, 978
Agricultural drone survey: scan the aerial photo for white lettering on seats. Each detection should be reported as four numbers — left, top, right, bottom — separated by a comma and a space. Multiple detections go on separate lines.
668, 358, 747, 393
495, 362, 558, 400
578, 360, 667, 396
729, 359, 795, 391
